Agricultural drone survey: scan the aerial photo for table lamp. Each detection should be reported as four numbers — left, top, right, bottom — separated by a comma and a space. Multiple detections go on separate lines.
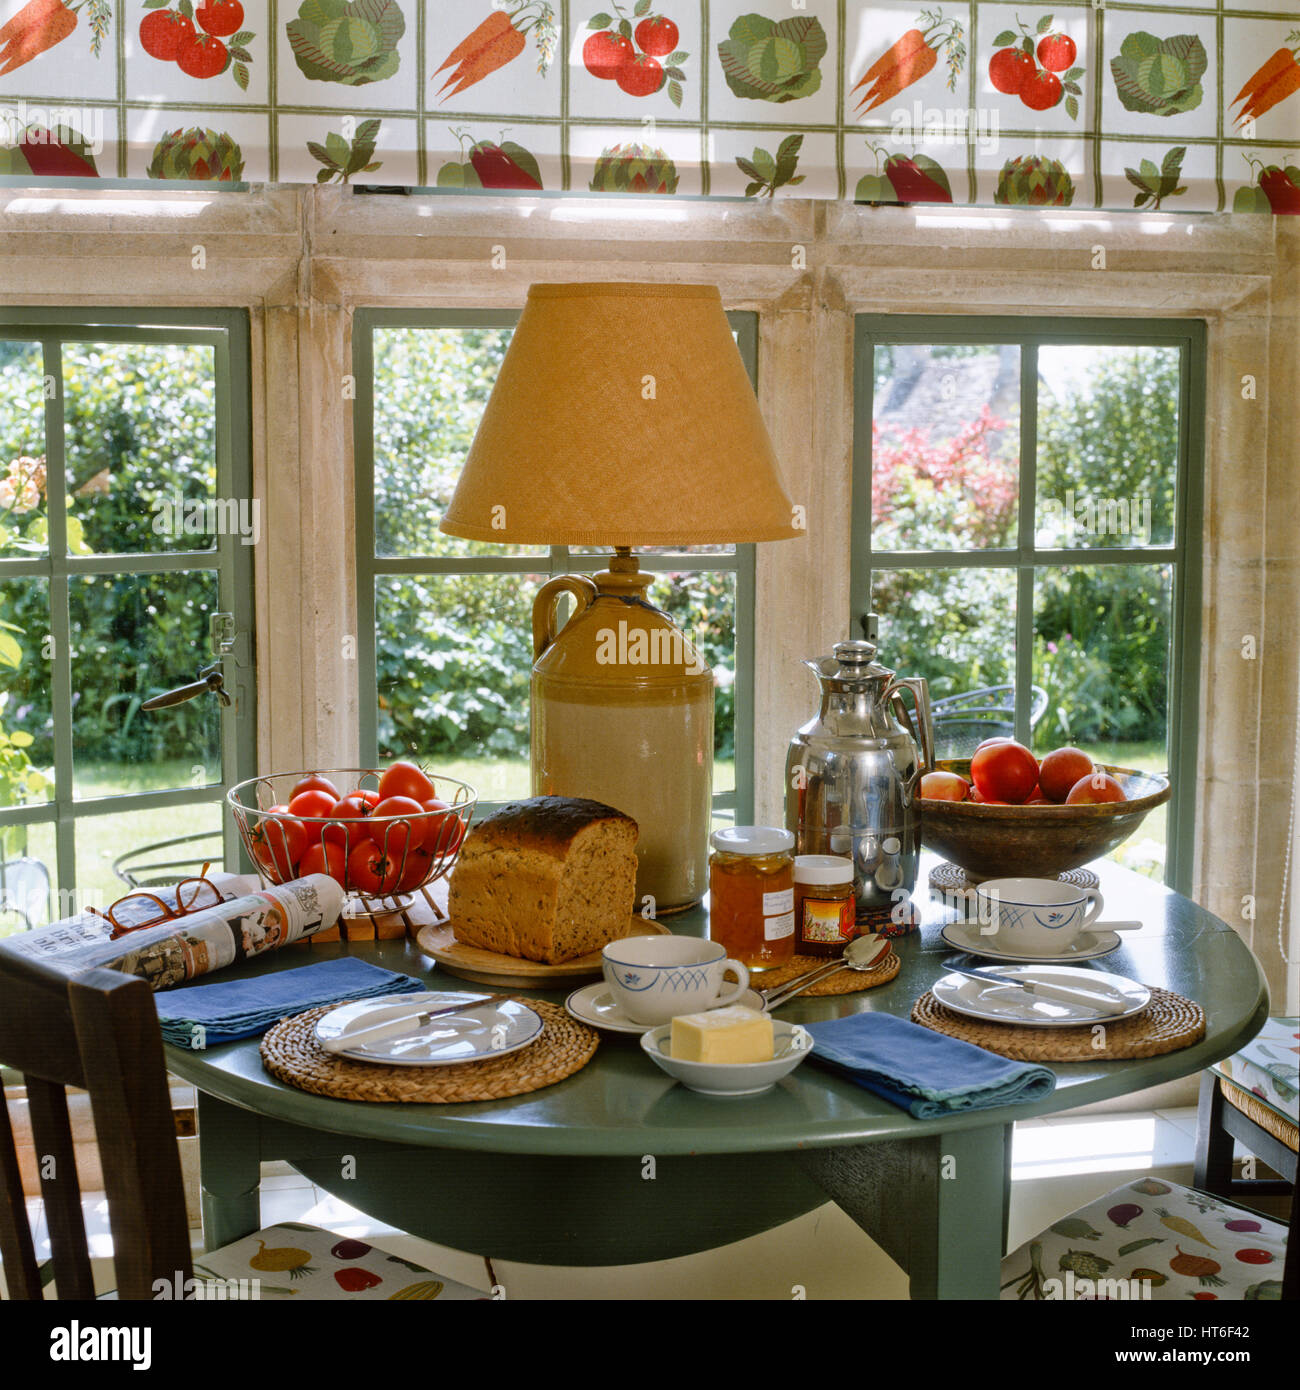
440, 282, 801, 913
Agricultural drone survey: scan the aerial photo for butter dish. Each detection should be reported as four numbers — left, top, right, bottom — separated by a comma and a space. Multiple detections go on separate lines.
639, 1019, 812, 1097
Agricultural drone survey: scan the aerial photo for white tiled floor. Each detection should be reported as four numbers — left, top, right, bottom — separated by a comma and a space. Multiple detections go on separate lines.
13, 1106, 1283, 1300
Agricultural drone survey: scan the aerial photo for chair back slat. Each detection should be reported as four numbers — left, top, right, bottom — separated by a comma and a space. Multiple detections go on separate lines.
70, 970, 193, 1300
25, 1077, 93, 1301
0, 944, 192, 1300
0, 1094, 42, 1299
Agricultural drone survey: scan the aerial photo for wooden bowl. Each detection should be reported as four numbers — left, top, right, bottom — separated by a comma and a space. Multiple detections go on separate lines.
919, 760, 1171, 882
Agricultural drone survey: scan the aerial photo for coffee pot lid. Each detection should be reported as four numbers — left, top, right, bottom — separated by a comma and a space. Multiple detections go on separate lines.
808, 639, 893, 684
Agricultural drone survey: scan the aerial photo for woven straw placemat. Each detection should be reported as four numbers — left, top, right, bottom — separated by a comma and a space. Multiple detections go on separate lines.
754, 947, 900, 997
910, 986, 1204, 1061
928, 861, 1100, 897
261, 998, 598, 1103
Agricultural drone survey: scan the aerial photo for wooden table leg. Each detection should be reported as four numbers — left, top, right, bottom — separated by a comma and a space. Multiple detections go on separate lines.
197, 1093, 262, 1251
795, 1123, 1011, 1300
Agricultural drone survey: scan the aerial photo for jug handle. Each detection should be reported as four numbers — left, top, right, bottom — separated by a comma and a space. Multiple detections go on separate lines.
532, 574, 599, 661
885, 677, 934, 780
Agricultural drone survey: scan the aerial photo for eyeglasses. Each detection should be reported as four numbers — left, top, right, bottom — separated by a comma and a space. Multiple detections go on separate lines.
93, 865, 224, 940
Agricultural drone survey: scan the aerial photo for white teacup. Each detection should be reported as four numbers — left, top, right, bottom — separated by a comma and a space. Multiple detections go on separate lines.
974, 877, 1104, 955
602, 936, 750, 1026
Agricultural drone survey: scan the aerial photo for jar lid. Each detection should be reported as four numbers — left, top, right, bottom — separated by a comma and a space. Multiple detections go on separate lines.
709, 826, 795, 856
794, 855, 855, 885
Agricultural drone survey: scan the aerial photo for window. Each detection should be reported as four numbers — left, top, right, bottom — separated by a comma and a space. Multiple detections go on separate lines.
352, 310, 757, 822
0, 310, 255, 930
853, 318, 1204, 890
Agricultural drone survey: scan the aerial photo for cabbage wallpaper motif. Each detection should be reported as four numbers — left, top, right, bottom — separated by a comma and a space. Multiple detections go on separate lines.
0, 1, 1297, 212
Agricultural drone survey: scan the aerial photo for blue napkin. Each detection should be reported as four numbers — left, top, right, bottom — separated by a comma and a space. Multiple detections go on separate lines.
804, 1012, 1056, 1118
155, 958, 425, 1047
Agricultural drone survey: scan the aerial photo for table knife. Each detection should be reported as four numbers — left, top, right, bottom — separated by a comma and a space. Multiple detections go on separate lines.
940, 960, 1133, 1016
322, 995, 502, 1053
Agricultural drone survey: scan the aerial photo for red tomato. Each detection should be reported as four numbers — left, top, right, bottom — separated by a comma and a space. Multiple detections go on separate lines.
333, 1267, 382, 1293
421, 798, 465, 856
970, 739, 1039, 804
347, 788, 381, 812
583, 29, 634, 79
366, 796, 426, 858
1234, 1248, 1274, 1264
321, 795, 372, 855
196, 0, 243, 38
348, 840, 400, 895
178, 33, 227, 79
377, 761, 435, 804
290, 773, 341, 802
395, 844, 434, 893
635, 16, 679, 57
300, 840, 346, 884
250, 809, 306, 880
139, 9, 197, 60
616, 54, 665, 97
288, 789, 337, 842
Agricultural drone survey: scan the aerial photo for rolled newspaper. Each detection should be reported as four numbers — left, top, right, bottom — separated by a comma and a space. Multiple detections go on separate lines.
1, 874, 346, 991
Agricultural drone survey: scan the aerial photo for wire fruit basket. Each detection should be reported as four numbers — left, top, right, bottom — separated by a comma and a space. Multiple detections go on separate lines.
226, 768, 477, 919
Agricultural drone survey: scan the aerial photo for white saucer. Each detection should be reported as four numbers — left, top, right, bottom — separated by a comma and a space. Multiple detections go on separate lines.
565, 983, 768, 1035
933, 964, 1151, 1028
941, 919, 1122, 963
314, 992, 544, 1066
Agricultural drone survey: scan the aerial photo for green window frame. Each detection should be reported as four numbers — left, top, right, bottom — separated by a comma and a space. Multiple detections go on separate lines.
0, 307, 256, 912
851, 315, 1205, 895
352, 308, 757, 824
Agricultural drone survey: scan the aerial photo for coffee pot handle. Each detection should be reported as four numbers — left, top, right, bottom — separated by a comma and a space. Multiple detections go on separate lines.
885, 677, 934, 777
532, 574, 599, 661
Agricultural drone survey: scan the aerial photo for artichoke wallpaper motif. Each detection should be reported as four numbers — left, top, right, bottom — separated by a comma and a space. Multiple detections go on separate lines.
0, 0, 1296, 213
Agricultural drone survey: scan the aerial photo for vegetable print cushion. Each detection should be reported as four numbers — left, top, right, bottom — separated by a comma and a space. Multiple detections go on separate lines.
1001, 1180, 1287, 1301
1210, 1016, 1300, 1129
196, 1223, 485, 1300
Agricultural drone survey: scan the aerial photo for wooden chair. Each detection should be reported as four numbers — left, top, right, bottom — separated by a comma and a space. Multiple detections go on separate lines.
0, 947, 479, 1300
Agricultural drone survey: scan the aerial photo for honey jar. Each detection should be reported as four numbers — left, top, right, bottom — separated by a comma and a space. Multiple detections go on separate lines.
707, 827, 795, 973
793, 856, 857, 958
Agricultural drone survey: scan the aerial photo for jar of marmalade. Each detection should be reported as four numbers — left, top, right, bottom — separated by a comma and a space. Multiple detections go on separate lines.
793, 856, 857, 958
708, 827, 795, 973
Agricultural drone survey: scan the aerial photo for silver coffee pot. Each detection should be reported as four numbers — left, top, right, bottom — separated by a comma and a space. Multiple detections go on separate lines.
784, 640, 934, 917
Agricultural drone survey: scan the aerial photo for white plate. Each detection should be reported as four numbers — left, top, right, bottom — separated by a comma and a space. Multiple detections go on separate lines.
314, 992, 544, 1066
639, 1020, 813, 1096
941, 919, 1122, 963
565, 983, 768, 1035
933, 964, 1151, 1028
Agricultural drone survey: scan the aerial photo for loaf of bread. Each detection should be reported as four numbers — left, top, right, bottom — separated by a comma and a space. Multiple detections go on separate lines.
447, 796, 639, 964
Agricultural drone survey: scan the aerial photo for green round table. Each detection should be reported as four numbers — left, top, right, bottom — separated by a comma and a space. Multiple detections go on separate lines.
165, 857, 1267, 1299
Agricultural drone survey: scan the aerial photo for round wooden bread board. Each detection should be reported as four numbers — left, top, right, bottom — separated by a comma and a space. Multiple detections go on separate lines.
416, 917, 670, 989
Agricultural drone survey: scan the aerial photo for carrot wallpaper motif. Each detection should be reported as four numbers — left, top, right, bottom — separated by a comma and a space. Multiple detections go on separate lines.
0, 1, 1296, 213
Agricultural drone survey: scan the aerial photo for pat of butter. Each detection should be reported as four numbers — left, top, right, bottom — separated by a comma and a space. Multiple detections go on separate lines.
670, 1006, 774, 1064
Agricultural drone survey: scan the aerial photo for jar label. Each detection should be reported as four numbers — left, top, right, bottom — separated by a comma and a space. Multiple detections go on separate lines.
801, 898, 855, 945
765, 911, 794, 941
763, 888, 794, 916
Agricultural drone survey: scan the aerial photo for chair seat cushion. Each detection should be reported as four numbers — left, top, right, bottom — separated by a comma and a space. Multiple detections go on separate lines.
1210, 1016, 1299, 1129
194, 1223, 485, 1300
1001, 1179, 1288, 1301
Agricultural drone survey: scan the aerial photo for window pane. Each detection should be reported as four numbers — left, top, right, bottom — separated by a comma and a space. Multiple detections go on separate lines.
376, 571, 540, 802
645, 569, 737, 795
63, 342, 219, 555
872, 566, 1018, 760
0, 820, 56, 935
0, 577, 53, 807
872, 344, 1020, 552
373, 327, 544, 560
1035, 345, 1179, 550
70, 572, 222, 799
74, 801, 222, 916
1033, 564, 1172, 879
0, 340, 48, 559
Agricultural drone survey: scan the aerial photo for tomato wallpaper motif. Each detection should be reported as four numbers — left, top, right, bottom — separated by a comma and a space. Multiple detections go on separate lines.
0, 1, 1296, 213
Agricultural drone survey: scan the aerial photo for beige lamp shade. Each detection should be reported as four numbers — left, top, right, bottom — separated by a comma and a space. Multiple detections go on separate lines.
439, 282, 800, 546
